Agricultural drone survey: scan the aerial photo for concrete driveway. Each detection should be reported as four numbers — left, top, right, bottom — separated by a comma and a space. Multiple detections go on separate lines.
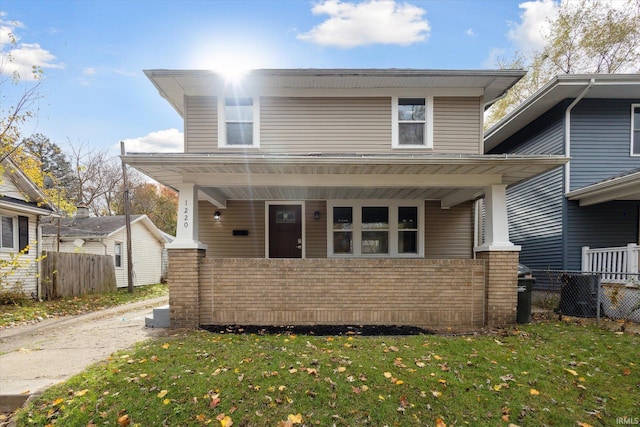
0, 295, 169, 412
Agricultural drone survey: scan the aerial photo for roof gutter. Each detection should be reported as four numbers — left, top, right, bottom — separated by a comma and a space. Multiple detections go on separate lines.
564, 78, 595, 193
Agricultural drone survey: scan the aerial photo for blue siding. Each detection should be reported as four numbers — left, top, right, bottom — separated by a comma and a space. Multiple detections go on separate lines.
570, 99, 640, 190
565, 200, 639, 270
489, 102, 565, 155
507, 168, 565, 270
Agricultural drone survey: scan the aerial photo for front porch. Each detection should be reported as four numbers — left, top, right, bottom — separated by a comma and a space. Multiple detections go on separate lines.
167, 253, 521, 330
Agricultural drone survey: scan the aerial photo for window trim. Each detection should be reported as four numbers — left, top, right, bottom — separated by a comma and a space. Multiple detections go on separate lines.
218, 95, 261, 148
391, 96, 433, 149
0, 214, 17, 251
114, 242, 123, 268
631, 104, 640, 157
327, 200, 424, 258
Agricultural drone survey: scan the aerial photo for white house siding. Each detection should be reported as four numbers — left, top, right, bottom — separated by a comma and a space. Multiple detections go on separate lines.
184, 96, 483, 155
433, 97, 482, 154
0, 207, 41, 296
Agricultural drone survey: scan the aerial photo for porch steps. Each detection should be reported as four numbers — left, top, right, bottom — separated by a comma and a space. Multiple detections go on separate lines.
145, 305, 170, 328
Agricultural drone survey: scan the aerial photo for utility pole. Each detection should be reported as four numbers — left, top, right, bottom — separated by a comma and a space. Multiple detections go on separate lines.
120, 141, 134, 293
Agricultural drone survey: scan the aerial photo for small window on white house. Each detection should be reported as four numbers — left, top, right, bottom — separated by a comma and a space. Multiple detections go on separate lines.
1, 215, 15, 249
219, 96, 260, 147
114, 243, 122, 268
632, 105, 640, 156
392, 96, 433, 148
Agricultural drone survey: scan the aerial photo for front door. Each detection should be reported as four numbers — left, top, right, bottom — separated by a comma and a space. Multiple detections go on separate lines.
269, 204, 302, 258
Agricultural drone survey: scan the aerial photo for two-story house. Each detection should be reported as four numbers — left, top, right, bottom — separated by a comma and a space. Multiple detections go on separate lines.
485, 74, 640, 281
122, 68, 567, 329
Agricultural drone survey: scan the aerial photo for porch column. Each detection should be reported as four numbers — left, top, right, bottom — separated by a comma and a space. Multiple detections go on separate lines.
166, 183, 207, 328
475, 185, 521, 326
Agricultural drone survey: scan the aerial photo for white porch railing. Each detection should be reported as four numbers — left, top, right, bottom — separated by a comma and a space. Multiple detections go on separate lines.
582, 243, 640, 282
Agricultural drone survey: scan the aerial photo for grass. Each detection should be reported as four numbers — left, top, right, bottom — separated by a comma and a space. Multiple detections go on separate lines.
0, 284, 168, 328
13, 320, 639, 426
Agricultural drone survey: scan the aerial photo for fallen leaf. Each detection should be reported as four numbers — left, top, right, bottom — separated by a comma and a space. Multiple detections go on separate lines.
389, 346, 399, 352
383, 372, 392, 378
117, 414, 130, 426
53, 398, 64, 406
74, 389, 89, 397
416, 361, 426, 368
157, 389, 168, 398
216, 414, 233, 427
577, 423, 594, 427
431, 390, 442, 398
163, 398, 170, 405
337, 366, 347, 372
162, 343, 170, 349
530, 388, 540, 395
435, 418, 447, 427
622, 367, 631, 376
564, 368, 578, 376
288, 413, 303, 424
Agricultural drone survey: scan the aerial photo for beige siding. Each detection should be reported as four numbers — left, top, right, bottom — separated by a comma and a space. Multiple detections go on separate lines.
424, 200, 474, 259
433, 97, 482, 154
185, 96, 217, 152
305, 200, 326, 258
184, 95, 483, 154
199, 200, 266, 257
260, 97, 392, 153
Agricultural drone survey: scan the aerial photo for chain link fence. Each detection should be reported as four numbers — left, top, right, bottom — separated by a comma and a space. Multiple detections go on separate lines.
530, 269, 640, 323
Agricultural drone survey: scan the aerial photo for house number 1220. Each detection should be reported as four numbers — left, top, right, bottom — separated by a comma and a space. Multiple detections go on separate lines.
183, 200, 190, 229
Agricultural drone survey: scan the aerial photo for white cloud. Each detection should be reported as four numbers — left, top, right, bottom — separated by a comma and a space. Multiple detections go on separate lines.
507, 0, 558, 56
83, 67, 96, 75
482, 47, 506, 68
0, 13, 64, 80
298, 0, 430, 48
466, 28, 477, 37
121, 129, 184, 153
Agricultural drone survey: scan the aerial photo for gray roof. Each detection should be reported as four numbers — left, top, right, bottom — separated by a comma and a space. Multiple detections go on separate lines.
41, 215, 144, 238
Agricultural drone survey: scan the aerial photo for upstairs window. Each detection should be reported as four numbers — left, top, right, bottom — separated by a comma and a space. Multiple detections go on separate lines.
633, 105, 640, 156
219, 96, 260, 147
392, 96, 433, 148
1, 215, 15, 250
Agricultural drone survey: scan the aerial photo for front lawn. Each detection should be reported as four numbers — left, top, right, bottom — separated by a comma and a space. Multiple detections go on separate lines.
0, 284, 168, 328
14, 320, 639, 426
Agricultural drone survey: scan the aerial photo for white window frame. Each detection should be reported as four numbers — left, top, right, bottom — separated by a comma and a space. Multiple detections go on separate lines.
631, 104, 640, 157
327, 200, 424, 258
218, 95, 260, 148
0, 214, 17, 251
391, 96, 434, 149
114, 242, 123, 268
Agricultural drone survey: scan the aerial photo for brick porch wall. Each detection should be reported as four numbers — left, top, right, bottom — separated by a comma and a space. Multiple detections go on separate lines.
198, 258, 486, 329
167, 249, 205, 328
476, 251, 519, 326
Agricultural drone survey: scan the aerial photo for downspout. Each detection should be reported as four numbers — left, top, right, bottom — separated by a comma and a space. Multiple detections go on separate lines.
36, 215, 42, 300
563, 78, 595, 270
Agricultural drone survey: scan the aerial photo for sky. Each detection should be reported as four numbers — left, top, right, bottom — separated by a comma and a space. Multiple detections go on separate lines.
1, 0, 576, 156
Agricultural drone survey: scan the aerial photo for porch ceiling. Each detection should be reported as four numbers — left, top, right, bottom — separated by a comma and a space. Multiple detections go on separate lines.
122, 153, 568, 208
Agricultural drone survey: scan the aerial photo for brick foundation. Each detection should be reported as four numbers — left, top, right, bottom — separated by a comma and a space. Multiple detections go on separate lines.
476, 250, 519, 326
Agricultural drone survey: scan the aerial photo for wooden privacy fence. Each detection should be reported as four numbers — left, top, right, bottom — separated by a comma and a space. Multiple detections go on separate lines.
41, 251, 117, 299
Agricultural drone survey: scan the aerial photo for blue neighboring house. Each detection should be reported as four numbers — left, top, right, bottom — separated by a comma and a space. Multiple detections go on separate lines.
484, 74, 640, 276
